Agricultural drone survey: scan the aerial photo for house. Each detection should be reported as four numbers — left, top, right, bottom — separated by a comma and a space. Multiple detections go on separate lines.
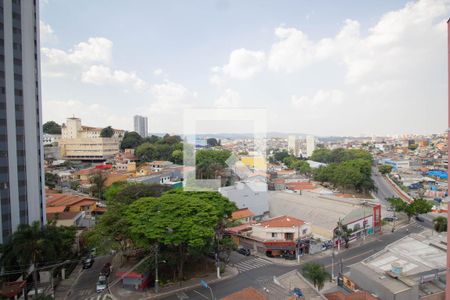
149, 160, 173, 172
231, 208, 255, 224
46, 211, 84, 227
46, 193, 98, 215
231, 215, 311, 257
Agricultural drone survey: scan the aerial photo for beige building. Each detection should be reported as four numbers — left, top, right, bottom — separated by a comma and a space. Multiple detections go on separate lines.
59, 117, 125, 160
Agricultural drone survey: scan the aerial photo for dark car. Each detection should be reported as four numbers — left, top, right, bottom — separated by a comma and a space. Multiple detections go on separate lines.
237, 248, 251, 256
415, 215, 425, 222
281, 252, 296, 260
383, 216, 398, 222
82, 255, 94, 269
100, 263, 112, 277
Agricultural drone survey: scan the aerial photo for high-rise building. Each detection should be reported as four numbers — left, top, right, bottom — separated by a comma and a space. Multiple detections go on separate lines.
287, 135, 299, 156
0, 0, 45, 242
306, 135, 316, 157
133, 115, 148, 137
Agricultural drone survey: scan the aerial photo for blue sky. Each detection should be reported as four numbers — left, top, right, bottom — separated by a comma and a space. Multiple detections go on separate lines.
40, 0, 450, 136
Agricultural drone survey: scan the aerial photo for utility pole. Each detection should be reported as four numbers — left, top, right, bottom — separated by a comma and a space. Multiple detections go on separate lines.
154, 243, 159, 294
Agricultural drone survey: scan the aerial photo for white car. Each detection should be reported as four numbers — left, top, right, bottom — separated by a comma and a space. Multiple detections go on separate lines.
96, 275, 107, 293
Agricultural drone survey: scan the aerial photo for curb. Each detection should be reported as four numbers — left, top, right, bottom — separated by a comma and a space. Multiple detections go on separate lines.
133, 266, 239, 300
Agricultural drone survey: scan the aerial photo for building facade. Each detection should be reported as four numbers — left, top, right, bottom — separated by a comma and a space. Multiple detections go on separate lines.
306, 135, 316, 157
133, 115, 148, 138
59, 117, 124, 160
0, 0, 46, 242
287, 135, 300, 156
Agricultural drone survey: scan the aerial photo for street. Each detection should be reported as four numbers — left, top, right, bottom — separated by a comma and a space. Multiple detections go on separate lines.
66, 255, 111, 300
161, 221, 426, 300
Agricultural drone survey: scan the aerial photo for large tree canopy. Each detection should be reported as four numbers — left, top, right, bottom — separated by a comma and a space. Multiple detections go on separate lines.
120, 131, 143, 149
43, 121, 61, 134
100, 126, 115, 138
125, 190, 236, 280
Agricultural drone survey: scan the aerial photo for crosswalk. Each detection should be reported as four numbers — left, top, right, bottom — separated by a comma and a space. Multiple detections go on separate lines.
86, 293, 116, 300
235, 257, 273, 273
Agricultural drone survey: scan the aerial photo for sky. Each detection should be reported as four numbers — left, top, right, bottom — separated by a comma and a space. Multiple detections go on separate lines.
40, 0, 450, 136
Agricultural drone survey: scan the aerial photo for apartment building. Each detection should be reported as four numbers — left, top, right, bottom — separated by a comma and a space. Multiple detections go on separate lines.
59, 117, 124, 160
0, 0, 46, 242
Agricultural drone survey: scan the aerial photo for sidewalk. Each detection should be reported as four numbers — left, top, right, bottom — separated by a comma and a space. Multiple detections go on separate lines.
109, 265, 239, 300
53, 263, 83, 300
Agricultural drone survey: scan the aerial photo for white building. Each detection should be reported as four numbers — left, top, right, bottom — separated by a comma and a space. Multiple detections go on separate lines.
59, 117, 125, 160
251, 215, 311, 241
43, 133, 61, 145
0, 1, 46, 242
288, 135, 300, 156
133, 115, 148, 138
306, 135, 316, 157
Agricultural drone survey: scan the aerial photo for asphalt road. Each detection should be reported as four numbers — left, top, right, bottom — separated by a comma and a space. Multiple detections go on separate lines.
161, 222, 425, 300
371, 167, 435, 229
67, 255, 111, 300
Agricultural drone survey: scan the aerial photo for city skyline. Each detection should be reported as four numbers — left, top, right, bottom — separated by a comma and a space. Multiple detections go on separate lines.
39, 0, 450, 136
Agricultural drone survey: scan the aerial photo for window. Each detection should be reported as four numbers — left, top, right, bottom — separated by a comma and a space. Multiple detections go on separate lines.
271, 233, 277, 238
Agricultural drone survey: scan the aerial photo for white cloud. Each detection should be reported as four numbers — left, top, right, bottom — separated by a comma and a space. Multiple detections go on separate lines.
267, 0, 450, 86
81, 65, 147, 90
291, 89, 344, 109
215, 89, 240, 107
40, 21, 57, 44
43, 99, 131, 130
222, 48, 266, 79
148, 81, 192, 113
153, 69, 163, 76
42, 37, 113, 66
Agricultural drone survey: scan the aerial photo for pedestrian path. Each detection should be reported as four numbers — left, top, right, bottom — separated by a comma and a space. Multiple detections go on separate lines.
86, 293, 117, 300
235, 257, 272, 273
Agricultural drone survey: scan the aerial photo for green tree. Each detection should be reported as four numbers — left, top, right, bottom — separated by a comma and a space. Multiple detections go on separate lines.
206, 138, 219, 147
411, 198, 433, 215
378, 164, 393, 175
125, 190, 236, 281
45, 172, 59, 189
43, 121, 61, 134
0, 222, 76, 295
120, 131, 143, 149
172, 149, 183, 164
195, 149, 231, 180
387, 197, 407, 212
100, 126, 115, 138
273, 150, 290, 163
433, 216, 447, 232
89, 171, 107, 199
310, 148, 332, 163
302, 262, 330, 290
408, 144, 418, 151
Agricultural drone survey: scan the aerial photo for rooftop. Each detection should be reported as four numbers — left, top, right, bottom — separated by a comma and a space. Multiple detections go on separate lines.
258, 215, 305, 228
231, 208, 255, 220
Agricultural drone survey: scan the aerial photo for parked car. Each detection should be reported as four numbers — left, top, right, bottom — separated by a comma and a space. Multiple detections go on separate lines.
415, 215, 425, 222
281, 252, 296, 260
96, 275, 107, 293
82, 255, 94, 269
237, 248, 251, 256
383, 216, 398, 222
387, 207, 394, 212
100, 263, 112, 277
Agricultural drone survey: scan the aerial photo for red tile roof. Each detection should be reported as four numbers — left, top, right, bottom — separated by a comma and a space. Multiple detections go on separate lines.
258, 215, 305, 228
46, 206, 66, 214
225, 223, 253, 234
46, 193, 95, 208
231, 208, 255, 220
